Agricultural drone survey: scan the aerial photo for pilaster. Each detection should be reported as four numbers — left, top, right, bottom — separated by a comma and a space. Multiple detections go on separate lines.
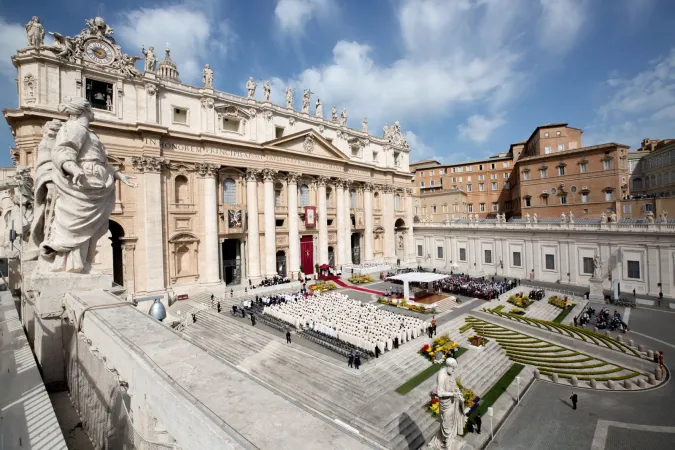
245, 169, 261, 281
287, 172, 301, 277
262, 168, 278, 277
317, 176, 329, 266
196, 163, 221, 284
363, 183, 374, 262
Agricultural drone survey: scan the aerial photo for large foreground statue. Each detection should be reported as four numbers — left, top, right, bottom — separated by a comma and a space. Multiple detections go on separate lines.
37, 97, 136, 273
428, 358, 467, 450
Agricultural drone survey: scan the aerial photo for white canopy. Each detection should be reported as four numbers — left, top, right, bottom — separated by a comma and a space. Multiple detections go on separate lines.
388, 272, 450, 283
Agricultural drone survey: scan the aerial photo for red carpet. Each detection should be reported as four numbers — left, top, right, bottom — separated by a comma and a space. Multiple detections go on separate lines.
333, 279, 385, 295
319, 275, 341, 281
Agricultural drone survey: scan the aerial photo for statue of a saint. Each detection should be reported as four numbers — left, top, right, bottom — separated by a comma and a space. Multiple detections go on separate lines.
142, 46, 157, 72
263, 81, 271, 102
315, 99, 323, 118
202, 64, 214, 88
246, 77, 257, 99
301, 89, 310, 113
37, 97, 137, 273
660, 210, 668, 223
610, 212, 617, 223
593, 253, 602, 279
331, 106, 338, 122
646, 211, 655, 224
600, 212, 607, 223
285, 87, 293, 109
362, 116, 368, 133
560, 212, 567, 223
25, 16, 45, 47
569, 211, 574, 223
525, 213, 531, 223
427, 358, 466, 450
532, 213, 538, 223
340, 108, 348, 126
383, 123, 390, 139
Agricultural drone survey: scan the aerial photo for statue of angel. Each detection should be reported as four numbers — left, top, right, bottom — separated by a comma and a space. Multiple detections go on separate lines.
48, 32, 75, 59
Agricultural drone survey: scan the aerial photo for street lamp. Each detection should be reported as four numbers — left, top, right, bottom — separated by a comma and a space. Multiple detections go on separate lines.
515, 376, 520, 404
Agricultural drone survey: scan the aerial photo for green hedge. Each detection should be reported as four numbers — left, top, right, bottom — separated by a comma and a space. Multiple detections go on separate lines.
395, 347, 469, 395
577, 372, 641, 381
459, 323, 473, 334
552, 304, 576, 323
541, 366, 623, 376
523, 362, 608, 370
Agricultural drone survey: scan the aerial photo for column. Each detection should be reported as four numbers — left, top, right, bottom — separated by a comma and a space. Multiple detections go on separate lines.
317, 176, 329, 265
198, 163, 221, 284
246, 169, 261, 281
262, 169, 277, 277
383, 186, 396, 263
405, 188, 415, 263
364, 183, 374, 262
344, 186, 352, 264
335, 180, 346, 266
239, 239, 246, 280
287, 172, 301, 277
121, 241, 136, 295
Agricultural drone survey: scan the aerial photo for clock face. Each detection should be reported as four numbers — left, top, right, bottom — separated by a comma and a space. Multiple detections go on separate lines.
84, 40, 115, 65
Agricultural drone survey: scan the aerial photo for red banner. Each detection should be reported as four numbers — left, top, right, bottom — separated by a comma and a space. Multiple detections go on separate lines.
305, 206, 317, 228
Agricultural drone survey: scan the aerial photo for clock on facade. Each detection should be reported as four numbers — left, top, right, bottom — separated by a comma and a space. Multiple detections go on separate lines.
84, 40, 115, 65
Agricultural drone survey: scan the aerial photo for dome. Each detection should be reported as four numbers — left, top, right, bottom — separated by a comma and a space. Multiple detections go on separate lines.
157, 47, 180, 82
148, 298, 167, 321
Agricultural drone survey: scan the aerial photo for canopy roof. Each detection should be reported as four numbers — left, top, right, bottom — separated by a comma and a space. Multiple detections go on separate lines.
387, 272, 450, 283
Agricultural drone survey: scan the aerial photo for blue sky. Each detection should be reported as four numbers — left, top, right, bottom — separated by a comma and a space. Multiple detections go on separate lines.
1, 0, 675, 167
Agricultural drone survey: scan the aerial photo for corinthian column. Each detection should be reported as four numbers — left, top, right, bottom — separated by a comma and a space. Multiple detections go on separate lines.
197, 163, 221, 284
335, 179, 346, 266
317, 176, 329, 265
287, 172, 301, 277
364, 183, 374, 262
344, 185, 352, 264
262, 168, 277, 277
246, 169, 261, 281
406, 188, 415, 263
383, 185, 396, 262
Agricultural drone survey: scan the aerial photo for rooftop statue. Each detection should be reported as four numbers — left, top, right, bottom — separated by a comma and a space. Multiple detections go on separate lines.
301, 89, 311, 113
285, 87, 294, 109
331, 106, 338, 122
246, 77, 257, 99
142, 45, 157, 72
340, 108, 348, 126
263, 81, 271, 102
202, 64, 214, 88
362, 116, 368, 133
25, 16, 45, 47
315, 99, 323, 118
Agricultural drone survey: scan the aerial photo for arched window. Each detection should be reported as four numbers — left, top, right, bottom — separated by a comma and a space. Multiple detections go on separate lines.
299, 184, 309, 206
374, 192, 380, 209
395, 194, 401, 210
223, 178, 236, 204
175, 175, 188, 204
350, 190, 357, 208
275, 182, 283, 207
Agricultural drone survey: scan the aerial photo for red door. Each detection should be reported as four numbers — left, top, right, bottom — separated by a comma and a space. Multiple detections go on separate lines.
300, 236, 314, 274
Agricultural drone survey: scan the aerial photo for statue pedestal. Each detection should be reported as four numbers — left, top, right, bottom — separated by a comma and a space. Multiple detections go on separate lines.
24, 270, 112, 390
589, 278, 604, 301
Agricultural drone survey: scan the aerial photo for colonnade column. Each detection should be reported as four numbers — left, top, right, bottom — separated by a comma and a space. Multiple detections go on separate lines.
245, 169, 261, 281
198, 163, 221, 284
335, 179, 346, 266
262, 169, 277, 277
405, 188, 415, 264
344, 185, 352, 264
364, 183, 374, 262
317, 176, 329, 265
383, 185, 396, 263
287, 172, 301, 277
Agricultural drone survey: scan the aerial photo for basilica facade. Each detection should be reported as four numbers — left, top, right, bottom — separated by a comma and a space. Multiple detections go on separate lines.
4, 17, 415, 295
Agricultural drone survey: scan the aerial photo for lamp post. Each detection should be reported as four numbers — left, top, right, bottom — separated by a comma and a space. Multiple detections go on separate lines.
515, 376, 520, 404
488, 406, 494, 441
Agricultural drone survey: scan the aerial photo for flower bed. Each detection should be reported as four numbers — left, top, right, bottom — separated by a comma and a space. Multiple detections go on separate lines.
420, 334, 460, 363
468, 335, 489, 347
510, 307, 526, 316
507, 293, 533, 308
377, 297, 436, 314
348, 275, 374, 284
309, 281, 337, 293
548, 295, 573, 309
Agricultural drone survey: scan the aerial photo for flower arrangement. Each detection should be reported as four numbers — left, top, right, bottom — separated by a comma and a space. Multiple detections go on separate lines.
456, 378, 479, 411
426, 384, 479, 417
348, 275, 374, 284
378, 297, 436, 314
468, 335, 488, 347
548, 295, 572, 309
510, 307, 526, 316
309, 281, 337, 293
420, 334, 460, 362
508, 294, 533, 308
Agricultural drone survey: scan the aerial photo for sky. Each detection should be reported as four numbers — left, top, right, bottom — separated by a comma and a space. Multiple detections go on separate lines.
1, 0, 675, 167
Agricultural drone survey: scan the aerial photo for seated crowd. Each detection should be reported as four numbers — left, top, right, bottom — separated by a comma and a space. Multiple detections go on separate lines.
248, 275, 291, 289
435, 275, 517, 300
263, 292, 429, 354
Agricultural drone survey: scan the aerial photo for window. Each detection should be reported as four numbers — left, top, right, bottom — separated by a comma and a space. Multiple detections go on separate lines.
570, 186, 577, 193
504, 173, 510, 179
558, 144, 564, 152
415, 206, 418, 214
513, 252, 522, 267
644, 204, 653, 212
556, 131, 561, 137
490, 163, 496, 169
603, 160, 612, 170
468, 204, 473, 212
439, 169, 445, 175
459, 248, 467, 261
452, 177, 457, 183
583, 257, 594, 275
437, 246, 444, 259
545, 254, 555, 270
442, 204, 448, 213
580, 163, 588, 173
491, 182, 497, 190
351, 190, 358, 208
222, 117, 241, 132
479, 164, 484, 170
479, 183, 485, 191
551, 188, 557, 195
484, 249, 492, 264
505, 200, 512, 210
275, 219, 285, 227
395, 194, 401, 210
417, 245, 423, 257
544, 146, 552, 154
581, 192, 589, 203
479, 203, 486, 212
544, 132, 549, 138
491, 174, 497, 180
430, 180, 435, 186
420, 172, 425, 177
492, 202, 498, 211
465, 166, 472, 172
466, 184, 473, 192
523, 171, 531, 181
504, 181, 510, 189
503, 162, 510, 168
223, 178, 236, 204
627, 260, 640, 279
540, 168, 548, 178
175, 175, 188, 204
275, 189, 282, 207
85, 78, 113, 111
173, 107, 188, 124
299, 184, 310, 206
467, 176, 472, 182
429, 171, 434, 176
420, 182, 425, 188
525, 196, 531, 207
560, 195, 567, 205
275, 126, 284, 138
605, 191, 613, 201
558, 166, 566, 176
623, 204, 631, 213
583, 208, 588, 214
432, 205, 437, 213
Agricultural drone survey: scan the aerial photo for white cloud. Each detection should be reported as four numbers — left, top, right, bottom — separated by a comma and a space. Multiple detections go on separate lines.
458, 114, 506, 144
585, 48, 675, 148
116, 3, 235, 83
537, 0, 588, 54
0, 18, 27, 80
275, 0, 333, 36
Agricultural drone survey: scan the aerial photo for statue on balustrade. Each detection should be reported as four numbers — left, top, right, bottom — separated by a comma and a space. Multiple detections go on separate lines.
35, 97, 137, 273
0, 166, 34, 259
427, 358, 467, 450
592, 253, 602, 279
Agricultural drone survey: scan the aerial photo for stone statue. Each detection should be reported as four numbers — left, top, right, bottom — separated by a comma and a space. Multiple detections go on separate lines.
37, 97, 137, 273
646, 211, 655, 224
340, 108, 348, 126
362, 116, 368, 133
659, 210, 668, 223
532, 213, 538, 224
427, 358, 465, 450
387, 121, 410, 148
610, 211, 617, 223
263, 81, 271, 102
302, 89, 311, 113
285, 87, 294, 109
202, 64, 214, 88
569, 211, 574, 223
0, 166, 34, 258
85, 16, 114, 38
48, 32, 75, 60
246, 77, 257, 99
142, 46, 157, 72
525, 213, 531, 223
315, 99, 323, 118
593, 253, 602, 278
383, 123, 390, 139
121, 54, 141, 78
398, 235, 404, 249
560, 212, 567, 223
25, 16, 45, 47
600, 212, 607, 223
331, 106, 338, 122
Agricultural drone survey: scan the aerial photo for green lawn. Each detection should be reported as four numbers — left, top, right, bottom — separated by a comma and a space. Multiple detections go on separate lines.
552, 304, 576, 323
395, 347, 468, 395
467, 363, 525, 421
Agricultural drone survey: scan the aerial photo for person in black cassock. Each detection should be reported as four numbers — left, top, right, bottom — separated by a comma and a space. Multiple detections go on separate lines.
570, 392, 578, 410
348, 351, 354, 368
286, 330, 292, 344
375, 344, 380, 358
474, 414, 482, 434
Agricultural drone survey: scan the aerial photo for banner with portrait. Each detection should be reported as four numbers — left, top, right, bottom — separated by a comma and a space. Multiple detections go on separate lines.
304, 206, 316, 228
228, 209, 243, 229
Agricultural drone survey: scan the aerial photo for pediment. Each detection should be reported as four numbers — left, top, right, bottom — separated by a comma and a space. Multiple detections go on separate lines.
263, 130, 351, 162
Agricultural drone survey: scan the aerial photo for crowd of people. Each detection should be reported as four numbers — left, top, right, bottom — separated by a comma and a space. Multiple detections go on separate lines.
249, 275, 292, 289
434, 275, 517, 300
575, 306, 628, 332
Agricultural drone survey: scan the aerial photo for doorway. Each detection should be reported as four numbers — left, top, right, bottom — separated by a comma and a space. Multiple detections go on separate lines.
300, 235, 314, 274
351, 233, 361, 265
276, 250, 287, 277
109, 220, 124, 286
222, 239, 241, 285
